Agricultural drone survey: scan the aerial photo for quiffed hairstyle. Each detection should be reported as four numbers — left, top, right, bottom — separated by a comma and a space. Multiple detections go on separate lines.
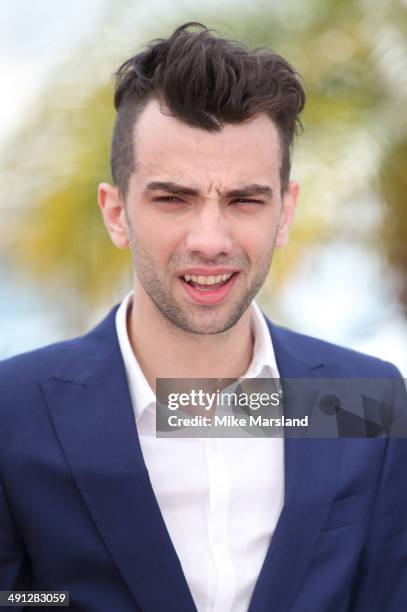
111, 22, 306, 197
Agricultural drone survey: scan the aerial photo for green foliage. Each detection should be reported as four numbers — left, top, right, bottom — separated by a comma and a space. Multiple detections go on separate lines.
13, 85, 129, 307
379, 136, 407, 315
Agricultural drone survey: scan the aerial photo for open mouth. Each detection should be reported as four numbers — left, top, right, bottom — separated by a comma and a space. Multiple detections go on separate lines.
182, 273, 234, 291
179, 272, 239, 304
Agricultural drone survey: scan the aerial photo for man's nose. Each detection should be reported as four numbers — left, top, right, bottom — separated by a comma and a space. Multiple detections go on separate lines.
184, 206, 233, 259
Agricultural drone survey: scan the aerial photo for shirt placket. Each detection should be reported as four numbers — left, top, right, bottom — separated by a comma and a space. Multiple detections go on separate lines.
205, 435, 236, 612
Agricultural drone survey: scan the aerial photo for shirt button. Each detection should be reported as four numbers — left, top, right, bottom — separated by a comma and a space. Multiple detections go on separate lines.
210, 439, 219, 451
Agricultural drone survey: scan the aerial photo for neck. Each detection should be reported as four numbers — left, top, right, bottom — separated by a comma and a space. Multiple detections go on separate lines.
127, 287, 254, 393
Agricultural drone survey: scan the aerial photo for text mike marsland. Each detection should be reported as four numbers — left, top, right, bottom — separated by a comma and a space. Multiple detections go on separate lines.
167, 414, 309, 428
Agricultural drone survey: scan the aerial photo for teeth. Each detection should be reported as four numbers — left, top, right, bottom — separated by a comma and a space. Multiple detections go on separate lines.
183, 273, 233, 285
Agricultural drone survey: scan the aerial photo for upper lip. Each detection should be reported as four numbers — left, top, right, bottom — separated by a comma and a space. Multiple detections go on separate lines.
178, 268, 240, 277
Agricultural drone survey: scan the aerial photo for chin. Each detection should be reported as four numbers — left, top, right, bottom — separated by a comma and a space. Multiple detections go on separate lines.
176, 309, 243, 336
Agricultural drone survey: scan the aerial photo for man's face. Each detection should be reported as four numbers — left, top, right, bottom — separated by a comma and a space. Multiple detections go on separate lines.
100, 99, 298, 334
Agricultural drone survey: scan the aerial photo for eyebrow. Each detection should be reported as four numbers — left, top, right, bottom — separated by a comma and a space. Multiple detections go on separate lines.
144, 181, 273, 198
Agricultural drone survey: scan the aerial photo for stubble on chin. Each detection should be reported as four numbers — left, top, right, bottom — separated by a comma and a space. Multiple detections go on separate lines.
135, 264, 271, 335
129, 230, 275, 335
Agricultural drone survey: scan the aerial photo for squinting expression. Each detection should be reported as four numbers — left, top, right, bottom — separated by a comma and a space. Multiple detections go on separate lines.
102, 98, 298, 335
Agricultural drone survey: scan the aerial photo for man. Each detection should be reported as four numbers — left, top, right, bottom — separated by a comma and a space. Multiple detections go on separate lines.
0, 22, 406, 612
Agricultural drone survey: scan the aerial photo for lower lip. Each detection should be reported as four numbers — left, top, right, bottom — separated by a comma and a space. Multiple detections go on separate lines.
179, 274, 239, 305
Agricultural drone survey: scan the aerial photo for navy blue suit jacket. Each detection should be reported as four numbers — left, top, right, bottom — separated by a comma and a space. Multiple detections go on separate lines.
0, 306, 406, 611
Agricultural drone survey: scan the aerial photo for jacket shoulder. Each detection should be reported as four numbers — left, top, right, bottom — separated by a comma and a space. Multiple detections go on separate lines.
0, 337, 81, 381
0, 338, 85, 447
267, 320, 403, 378
0, 305, 119, 388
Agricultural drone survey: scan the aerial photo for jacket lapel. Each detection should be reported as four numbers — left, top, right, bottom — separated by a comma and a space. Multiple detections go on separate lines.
41, 307, 196, 612
248, 320, 341, 612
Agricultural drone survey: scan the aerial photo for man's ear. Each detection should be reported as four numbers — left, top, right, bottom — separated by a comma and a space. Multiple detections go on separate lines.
276, 181, 299, 248
97, 182, 129, 249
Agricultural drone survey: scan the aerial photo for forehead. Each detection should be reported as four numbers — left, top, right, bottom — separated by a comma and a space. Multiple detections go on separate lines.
131, 99, 281, 187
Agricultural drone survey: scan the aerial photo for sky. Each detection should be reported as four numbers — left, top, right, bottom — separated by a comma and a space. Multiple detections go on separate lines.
1, 0, 406, 374
0, 0, 106, 145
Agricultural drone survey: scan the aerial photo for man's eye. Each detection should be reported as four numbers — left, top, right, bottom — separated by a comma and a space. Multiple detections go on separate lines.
233, 198, 263, 205
154, 195, 182, 203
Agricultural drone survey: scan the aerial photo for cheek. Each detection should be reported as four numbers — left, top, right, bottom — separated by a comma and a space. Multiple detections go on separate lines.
237, 222, 278, 261
132, 214, 185, 263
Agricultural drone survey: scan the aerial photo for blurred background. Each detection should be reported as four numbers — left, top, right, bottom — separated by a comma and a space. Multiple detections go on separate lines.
1, 0, 406, 373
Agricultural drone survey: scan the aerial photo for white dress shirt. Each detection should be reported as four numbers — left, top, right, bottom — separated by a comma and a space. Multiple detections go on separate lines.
116, 292, 284, 612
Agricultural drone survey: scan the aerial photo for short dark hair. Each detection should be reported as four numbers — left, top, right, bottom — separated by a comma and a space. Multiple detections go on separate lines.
111, 22, 306, 197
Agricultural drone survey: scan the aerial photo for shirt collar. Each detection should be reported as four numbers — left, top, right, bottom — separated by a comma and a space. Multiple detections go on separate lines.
116, 291, 280, 422
116, 292, 155, 421
244, 300, 280, 379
